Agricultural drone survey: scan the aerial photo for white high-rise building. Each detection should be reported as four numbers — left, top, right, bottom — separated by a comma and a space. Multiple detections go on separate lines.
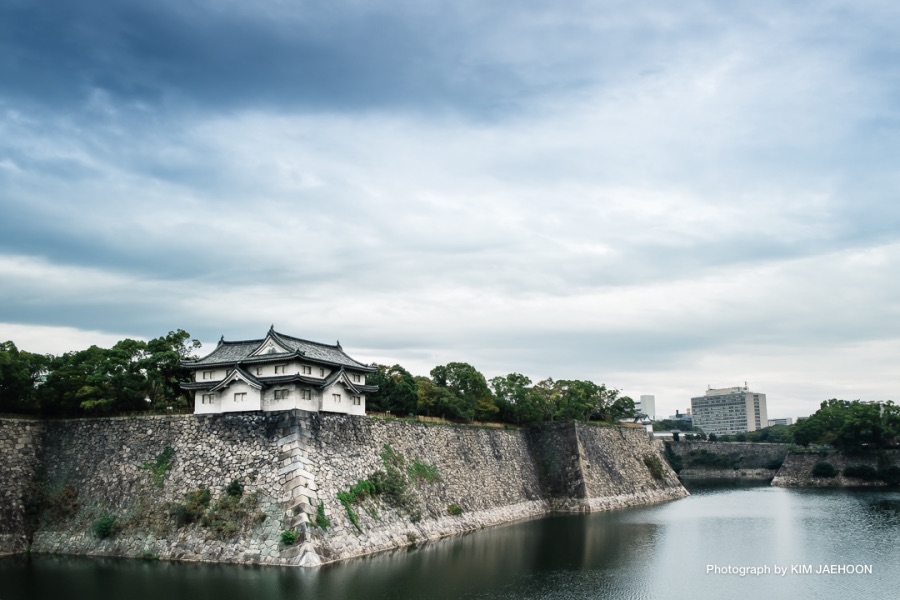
691, 385, 768, 436
636, 395, 656, 420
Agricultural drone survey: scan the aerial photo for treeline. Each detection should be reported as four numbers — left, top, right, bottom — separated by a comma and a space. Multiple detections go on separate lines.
366, 362, 635, 425
0, 331, 201, 417
793, 399, 900, 451
1, 336, 634, 425
700, 399, 899, 449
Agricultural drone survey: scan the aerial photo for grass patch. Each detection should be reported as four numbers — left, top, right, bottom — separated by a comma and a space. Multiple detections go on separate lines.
409, 460, 441, 483
142, 447, 175, 487
447, 504, 463, 516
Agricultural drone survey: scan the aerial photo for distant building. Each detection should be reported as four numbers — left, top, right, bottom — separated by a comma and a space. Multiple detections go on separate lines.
636, 395, 656, 420
668, 409, 693, 428
767, 417, 793, 427
181, 327, 376, 415
691, 385, 768, 436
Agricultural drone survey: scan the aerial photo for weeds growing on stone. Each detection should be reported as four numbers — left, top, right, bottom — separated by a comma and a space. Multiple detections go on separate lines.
92, 515, 117, 539
447, 504, 463, 516
409, 460, 441, 483
142, 447, 175, 487
280, 530, 298, 545
314, 501, 330, 530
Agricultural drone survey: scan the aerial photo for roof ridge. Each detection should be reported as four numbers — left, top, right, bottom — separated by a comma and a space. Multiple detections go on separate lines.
273, 330, 342, 349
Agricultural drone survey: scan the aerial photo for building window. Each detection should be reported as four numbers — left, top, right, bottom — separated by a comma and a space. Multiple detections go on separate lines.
352, 396, 361, 406
275, 365, 286, 374
202, 370, 215, 380
274, 389, 289, 400
301, 365, 312, 375
256, 367, 264, 376
320, 368, 325, 377
234, 392, 247, 403
352, 374, 361, 383
202, 394, 215, 404
333, 393, 341, 403
301, 389, 311, 400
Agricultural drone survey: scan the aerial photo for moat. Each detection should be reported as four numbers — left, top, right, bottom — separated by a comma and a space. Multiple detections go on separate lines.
3, 485, 897, 600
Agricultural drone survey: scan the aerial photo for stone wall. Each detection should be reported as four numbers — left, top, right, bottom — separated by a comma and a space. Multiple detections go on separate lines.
1, 412, 687, 566
0, 418, 43, 555
772, 450, 900, 487
576, 425, 687, 510
666, 441, 789, 468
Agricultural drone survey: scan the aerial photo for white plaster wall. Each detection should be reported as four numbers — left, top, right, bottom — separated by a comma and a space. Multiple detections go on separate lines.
220, 382, 261, 413
194, 391, 221, 415
321, 383, 365, 416
194, 368, 222, 383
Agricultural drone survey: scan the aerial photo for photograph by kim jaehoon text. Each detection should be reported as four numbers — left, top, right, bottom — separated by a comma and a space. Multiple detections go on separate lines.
706, 564, 874, 577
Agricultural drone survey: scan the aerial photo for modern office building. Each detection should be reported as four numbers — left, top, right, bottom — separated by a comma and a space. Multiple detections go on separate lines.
636, 395, 656, 420
691, 385, 768, 436
767, 417, 793, 427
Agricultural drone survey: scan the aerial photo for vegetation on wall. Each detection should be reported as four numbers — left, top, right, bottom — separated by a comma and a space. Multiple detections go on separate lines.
143, 447, 175, 487
336, 445, 440, 531
92, 515, 118, 539
643, 454, 666, 480
167, 481, 263, 538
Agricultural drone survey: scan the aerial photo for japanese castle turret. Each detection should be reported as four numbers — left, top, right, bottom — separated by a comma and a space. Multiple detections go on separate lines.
181, 327, 377, 415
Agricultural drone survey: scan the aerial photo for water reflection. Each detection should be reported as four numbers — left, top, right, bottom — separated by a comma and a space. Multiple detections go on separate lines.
3, 487, 898, 600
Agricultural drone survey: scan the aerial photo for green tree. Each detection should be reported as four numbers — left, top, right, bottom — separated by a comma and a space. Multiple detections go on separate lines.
0, 341, 49, 414
366, 364, 418, 416
429, 362, 497, 421
490, 373, 544, 424
141, 330, 201, 409
793, 399, 899, 451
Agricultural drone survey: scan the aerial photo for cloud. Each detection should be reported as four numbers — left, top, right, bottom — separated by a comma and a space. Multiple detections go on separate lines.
2, 0, 900, 419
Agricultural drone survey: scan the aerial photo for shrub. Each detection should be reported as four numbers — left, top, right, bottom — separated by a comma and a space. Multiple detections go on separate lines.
447, 504, 463, 516
280, 530, 298, 546
92, 516, 117, 539
811, 461, 838, 478
643, 455, 665, 480
169, 487, 211, 526
315, 501, 330, 530
843, 464, 878, 480
225, 479, 244, 498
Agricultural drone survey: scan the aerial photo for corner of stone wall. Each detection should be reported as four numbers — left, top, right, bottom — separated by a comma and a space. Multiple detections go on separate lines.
0, 418, 46, 555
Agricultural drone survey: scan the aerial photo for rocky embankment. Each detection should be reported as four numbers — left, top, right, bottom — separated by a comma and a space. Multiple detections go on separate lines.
0, 413, 687, 566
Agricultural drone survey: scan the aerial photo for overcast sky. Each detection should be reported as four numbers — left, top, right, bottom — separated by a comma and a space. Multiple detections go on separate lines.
2, 0, 899, 420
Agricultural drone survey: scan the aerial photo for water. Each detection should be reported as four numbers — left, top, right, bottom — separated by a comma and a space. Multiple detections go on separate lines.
2, 485, 898, 600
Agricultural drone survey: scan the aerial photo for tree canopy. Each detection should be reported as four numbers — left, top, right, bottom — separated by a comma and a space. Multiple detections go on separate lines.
0, 330, 200, 417
793, 399, 899, 451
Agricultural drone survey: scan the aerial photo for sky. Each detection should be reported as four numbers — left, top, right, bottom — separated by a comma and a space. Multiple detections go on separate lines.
2, 0, 899, 420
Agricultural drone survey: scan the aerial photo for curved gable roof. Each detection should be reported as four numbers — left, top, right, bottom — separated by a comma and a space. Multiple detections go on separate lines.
183, 328, 374, 371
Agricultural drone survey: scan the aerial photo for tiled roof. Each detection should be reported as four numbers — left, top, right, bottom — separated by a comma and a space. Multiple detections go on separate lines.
183, 328, 374, 371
